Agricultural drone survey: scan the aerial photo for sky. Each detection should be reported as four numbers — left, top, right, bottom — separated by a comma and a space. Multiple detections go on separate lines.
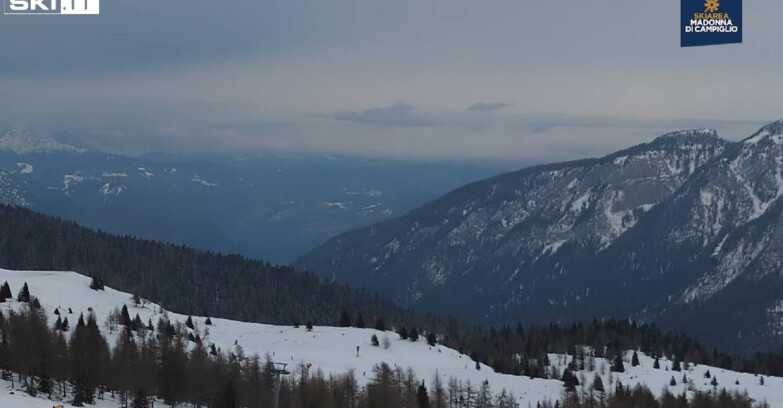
0, 0, 781, 161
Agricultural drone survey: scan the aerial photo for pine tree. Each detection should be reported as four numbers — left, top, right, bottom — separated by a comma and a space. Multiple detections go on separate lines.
371, 334, 380, 347
89, 277, 104, 291
397, 326, 408, 340
711, 376, 718, 387
612, 354, 625, 373
17, 282, 31, 303
132, 388, 149, 408
592, 374, 604, 392
133, 314, 144, 332
121, 305, 132, 328
205, 317, 212, 326
672, 359, 681, 372
61, 317, 70, 332
375, 317, 386, 331
186, 316, 195, 330
561, 369, 579, 392
339, 310, 351, 327
0, 281, 11, 301
631, 351, 639, 367
653, 357, 660, 369
409, 326, 419, 342
416, 381, 430, 408
669, 376, 677, 386
426, 332, 437, 346
306, 320, 313, 331
356, 314, 365, 328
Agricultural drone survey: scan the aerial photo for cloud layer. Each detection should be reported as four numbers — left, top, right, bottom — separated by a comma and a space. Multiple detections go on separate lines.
0, 0, 781, 161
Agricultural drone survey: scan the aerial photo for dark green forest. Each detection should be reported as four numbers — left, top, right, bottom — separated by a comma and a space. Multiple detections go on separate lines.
0, 205, 435, 330
0, 301, 770, 408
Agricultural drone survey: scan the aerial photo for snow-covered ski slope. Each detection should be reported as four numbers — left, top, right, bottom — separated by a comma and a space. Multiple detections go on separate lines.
1, 268, 782, 407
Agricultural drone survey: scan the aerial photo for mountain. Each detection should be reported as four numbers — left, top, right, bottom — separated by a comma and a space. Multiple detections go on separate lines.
2, 268, 782, 408
0, 128, 515, 262
0, 205, 434, 329
295, 120, 783, 351
0, 126, 85, 154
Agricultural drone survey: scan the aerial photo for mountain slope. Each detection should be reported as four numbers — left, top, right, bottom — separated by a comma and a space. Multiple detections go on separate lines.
0, 127, 85, 154
0, 205, 433, 330
296, 121, 783, 351
295, 130, 728, 316
3, 268, 782, 407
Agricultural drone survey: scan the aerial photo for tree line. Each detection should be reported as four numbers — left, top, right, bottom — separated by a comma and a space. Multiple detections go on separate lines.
0, 299, 769, 408
0, 205, 446, 332
440, 320, 783, 380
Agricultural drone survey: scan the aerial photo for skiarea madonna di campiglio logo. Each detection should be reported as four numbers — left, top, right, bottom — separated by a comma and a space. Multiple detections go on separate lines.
681, 0, 742, 47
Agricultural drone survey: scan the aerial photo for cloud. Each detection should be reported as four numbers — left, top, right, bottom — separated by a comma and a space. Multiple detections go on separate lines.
467, 103, 512, 113
327, 103, 433, 126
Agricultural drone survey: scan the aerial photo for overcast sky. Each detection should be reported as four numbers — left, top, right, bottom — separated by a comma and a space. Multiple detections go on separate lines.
0, 0, 781, 161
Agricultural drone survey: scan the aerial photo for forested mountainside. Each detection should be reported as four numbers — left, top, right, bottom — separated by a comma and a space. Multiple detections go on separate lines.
0, 205, 434, 330
296, 120, 783, 352
0, 269, 780, 408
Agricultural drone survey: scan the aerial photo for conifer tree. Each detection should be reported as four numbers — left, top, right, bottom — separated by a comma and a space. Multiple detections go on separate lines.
186, 316, 195, 330
0, 281, 11, 301
612, 354, 625, 373
416, 381, 430, 408
592, 374, 604, 392
375, 317, 386, 331
89, 277, 104, 291
339, 310, 351, 327
669, 376, 677, 386
17, 282, 31, 303
672, 359, 681, 372
653, 357, 660, 369
132, 388, 149, 408
306, 320, 313, 331
426, 332, 437, 346
205, 317, 212, 326
397, 326, 409, 340
120, 305, 131, 328
409, 326, 419, 342
631, 351, 640, 367
371, 334, 380, 347
561, 369, 579, 391
356, 313, 365, 328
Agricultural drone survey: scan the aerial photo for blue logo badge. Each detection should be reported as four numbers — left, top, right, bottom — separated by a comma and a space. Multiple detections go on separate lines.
681, 0, 742, 47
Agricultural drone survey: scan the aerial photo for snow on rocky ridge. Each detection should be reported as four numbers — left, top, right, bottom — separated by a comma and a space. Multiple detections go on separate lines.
0, 127, 84, 155
1, 268, 782, 407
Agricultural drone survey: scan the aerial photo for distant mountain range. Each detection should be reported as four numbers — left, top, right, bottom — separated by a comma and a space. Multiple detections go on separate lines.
0, 127, 516, 262
296, 119, 783, 352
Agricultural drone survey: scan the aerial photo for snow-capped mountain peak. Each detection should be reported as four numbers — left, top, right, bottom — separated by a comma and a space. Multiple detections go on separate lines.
657, 128, 718, 140
0, 126, 85, 154
744, 119, 783, 145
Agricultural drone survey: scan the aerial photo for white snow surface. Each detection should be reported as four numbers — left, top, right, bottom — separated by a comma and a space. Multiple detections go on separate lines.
0, 269, 563, 406
1, 269, 783, 407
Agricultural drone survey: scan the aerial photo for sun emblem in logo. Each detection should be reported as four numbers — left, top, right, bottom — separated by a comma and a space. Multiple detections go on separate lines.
704, 0, 720, 12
